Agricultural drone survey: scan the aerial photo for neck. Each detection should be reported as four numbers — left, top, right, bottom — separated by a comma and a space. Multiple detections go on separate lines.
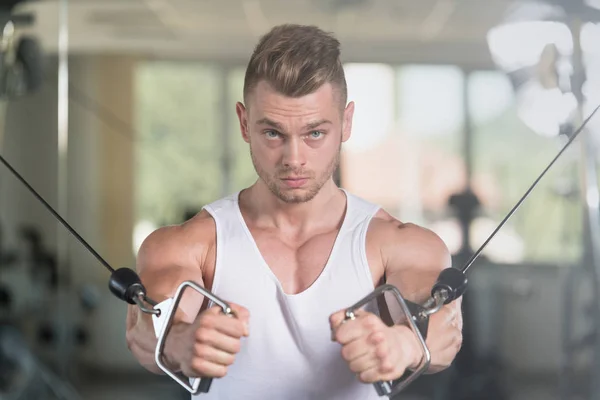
240, 179, 346, 232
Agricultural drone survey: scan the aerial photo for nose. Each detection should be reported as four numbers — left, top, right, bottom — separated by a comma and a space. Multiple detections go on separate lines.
282, 137, 306, 169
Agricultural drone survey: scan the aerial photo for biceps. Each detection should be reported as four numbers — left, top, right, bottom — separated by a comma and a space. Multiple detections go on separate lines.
385, 270, 438, 304
140, 265, 207, 325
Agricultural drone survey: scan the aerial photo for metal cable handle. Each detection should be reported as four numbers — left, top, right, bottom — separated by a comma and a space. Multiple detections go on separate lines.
153, 280, 233, 395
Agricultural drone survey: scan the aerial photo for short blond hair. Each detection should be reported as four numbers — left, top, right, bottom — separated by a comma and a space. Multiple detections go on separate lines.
243, 24, 347, 107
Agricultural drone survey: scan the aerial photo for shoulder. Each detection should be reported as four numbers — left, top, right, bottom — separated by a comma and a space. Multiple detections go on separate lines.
135, 210, 217, 321
136, 209, 216, 275
367, 209, 451, 274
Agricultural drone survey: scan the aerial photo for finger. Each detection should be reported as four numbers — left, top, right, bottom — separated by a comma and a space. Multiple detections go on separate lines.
348, 351, 379, 374
228, 302, 250, 322
205, 303, 250, 336
340, 337, 371, 362
359, 361, 401, 384
335, 313, 382, 345
329, 309, 347, 330
215, 316, 249, 338
345, 332, 388, 371
333, 320, 366, 344
358, 364, 382, 383
195, 327, 243, 354
187, 359, 228, 379
195, 343, 236, 366
200, 311, 248, 338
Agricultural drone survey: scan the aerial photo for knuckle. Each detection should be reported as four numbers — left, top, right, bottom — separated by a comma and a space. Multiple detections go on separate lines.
225, 353, 236, 365
125, 332, 136, 351
329, 314, 337, 325
333, 329, 344, 343
195, 328, 212, 343
195, 343, 211, 359
330, 311, 343, 324
236, 321, 247, 334
232, 303, 246, 314
349, 362, 362, 373
375, 344, 388, 360
369, 331, 385, 345
379, 359, 394, 373
214, 365, 228, 378
192, 358, 209, 374
358, 372, 370, 383
341, 345, 352, 360
453, 332, 463, 350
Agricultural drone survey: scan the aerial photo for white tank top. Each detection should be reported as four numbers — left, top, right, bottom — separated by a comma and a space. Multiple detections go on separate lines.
197, 189, 382, 400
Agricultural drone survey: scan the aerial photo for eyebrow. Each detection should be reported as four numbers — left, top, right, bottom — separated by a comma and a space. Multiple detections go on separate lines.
256, 118, 332, 131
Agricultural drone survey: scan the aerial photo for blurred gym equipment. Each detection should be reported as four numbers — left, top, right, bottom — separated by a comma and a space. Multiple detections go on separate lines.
0, 324, 82, 400
0, 0, 42, 100
0, 220, 94, 399
0, 1, 85, 398
487, 1, 600, 398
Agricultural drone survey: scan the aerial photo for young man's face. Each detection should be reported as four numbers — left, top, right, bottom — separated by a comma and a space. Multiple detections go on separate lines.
236, 81, 354, 203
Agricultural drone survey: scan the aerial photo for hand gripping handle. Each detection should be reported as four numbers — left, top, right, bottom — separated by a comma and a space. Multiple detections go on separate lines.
153, 280, 233, 395
344, 284, 431, 397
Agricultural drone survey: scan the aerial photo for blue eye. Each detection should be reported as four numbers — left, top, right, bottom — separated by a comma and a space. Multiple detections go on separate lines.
265, 130, 280, 139
310, 131, 323, 139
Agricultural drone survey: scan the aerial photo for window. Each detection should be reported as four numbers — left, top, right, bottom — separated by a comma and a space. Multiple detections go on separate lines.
133, 62, 223, 249
470, 70, 582, 264
341, 63, 582, 264
341, 64, 466, 254
133, 62, 257, 252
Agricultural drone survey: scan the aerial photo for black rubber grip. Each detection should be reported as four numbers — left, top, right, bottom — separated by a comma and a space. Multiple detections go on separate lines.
108, 267, 145, 304
198, 378, 212, 393
431, 267, 468, 304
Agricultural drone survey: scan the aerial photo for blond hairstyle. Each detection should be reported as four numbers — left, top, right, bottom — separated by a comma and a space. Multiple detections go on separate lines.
243, 24, 347, 107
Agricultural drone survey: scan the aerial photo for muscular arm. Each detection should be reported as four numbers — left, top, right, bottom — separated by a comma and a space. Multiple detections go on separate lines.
376, 219, 463, 374
329, 215, 462, 383
125, 214, 214, 374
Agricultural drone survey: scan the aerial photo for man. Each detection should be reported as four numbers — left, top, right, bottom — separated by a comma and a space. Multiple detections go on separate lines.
126, 24, 463, 399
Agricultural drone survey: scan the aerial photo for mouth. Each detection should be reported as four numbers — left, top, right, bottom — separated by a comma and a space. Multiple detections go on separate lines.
281, 177, 309, 188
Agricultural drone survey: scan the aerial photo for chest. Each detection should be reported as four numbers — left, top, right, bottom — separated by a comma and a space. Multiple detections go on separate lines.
247, 228, 341, 295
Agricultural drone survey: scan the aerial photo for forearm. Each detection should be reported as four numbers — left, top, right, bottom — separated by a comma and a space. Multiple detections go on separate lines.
375, 220, 462, 377
126, 305, 162, 373
425, 299, 463, 373
126, 305, 195, 375
396, 299, 463, 374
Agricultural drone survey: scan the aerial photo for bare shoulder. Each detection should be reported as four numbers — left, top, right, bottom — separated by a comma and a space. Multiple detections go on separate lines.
368, 209, 452, 274
136, 210, 216, 292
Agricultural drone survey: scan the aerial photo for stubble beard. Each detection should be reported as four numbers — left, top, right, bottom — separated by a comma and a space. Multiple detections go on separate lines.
250, 145, 341, 204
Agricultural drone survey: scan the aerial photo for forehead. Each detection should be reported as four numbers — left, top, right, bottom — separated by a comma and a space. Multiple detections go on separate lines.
247, 81, 340, 121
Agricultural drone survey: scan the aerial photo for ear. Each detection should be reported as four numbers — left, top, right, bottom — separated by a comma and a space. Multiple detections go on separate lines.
342, 101, 354, 142
236, 102, 250, 143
